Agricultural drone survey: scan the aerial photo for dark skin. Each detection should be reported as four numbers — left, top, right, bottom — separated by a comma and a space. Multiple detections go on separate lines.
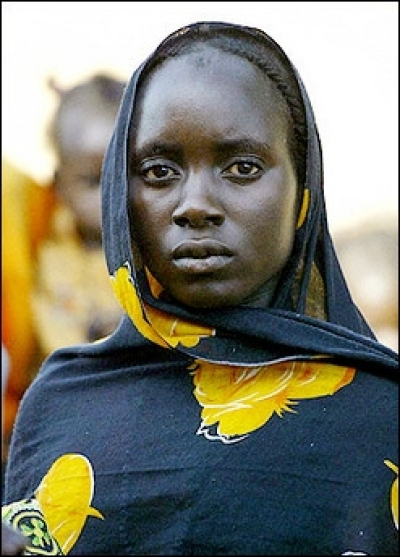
54, 113, 116, 248
52, 112, 122, 340
54, 152, 104, 248
2, 521, 27, 555
129, 45, 299, 309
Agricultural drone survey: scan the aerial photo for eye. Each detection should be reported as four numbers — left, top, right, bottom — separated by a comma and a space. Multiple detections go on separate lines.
145, 165, 173, 180
80, 174, 101, 189
230, 162, 259, 176
141, 161, 181, 185
222, 159, 264, 180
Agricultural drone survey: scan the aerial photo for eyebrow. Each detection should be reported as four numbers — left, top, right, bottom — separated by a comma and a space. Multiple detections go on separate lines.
134, 141, 182, 159
215, 138, 271, 155
135, 138, 271, 158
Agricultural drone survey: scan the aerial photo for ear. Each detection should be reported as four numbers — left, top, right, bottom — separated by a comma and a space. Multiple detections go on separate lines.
52, 169, 65, 200
53, 168, 60, 186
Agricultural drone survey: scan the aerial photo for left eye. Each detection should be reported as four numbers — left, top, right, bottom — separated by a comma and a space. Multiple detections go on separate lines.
228, 162, 259, 176
80, 175, 100, 189
145, 165, 176, 180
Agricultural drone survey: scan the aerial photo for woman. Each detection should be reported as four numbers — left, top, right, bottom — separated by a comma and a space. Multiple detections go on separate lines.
2, 21, 398, 555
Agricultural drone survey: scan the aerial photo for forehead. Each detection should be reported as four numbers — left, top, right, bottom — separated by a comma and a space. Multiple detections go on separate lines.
57, 111, 116, 155
135, 44, 289, 129
143, 43, 282, 95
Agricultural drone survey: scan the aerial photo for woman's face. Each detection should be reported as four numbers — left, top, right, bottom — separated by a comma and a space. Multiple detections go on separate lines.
129, 45, 299, 309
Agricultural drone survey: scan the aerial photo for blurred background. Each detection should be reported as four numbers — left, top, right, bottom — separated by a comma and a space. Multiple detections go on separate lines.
2, 1, 398, 231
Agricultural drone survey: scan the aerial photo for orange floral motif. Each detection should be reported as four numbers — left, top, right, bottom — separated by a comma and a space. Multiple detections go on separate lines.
192, 359, 355, 440
111, 263, 214, 348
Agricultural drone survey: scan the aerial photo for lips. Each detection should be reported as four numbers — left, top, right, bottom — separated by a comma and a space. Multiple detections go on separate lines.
172, 240, 233, 260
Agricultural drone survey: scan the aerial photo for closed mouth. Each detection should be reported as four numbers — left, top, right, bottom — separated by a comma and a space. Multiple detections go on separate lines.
172, 240, 233, 260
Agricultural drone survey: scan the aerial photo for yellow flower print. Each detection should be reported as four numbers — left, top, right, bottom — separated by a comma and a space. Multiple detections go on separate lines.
2, 454, 103, 555
35, 454, 104, 554
146, 305, 215, 348
296, 188, 310, 229
145, 267, 164, 299
192, 359, 355, 440
384, 460, 398, 529
111, 263, 166, 347
111, 263, 214, 349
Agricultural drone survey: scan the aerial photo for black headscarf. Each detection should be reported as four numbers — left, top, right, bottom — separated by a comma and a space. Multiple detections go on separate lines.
101, 21, 397, 375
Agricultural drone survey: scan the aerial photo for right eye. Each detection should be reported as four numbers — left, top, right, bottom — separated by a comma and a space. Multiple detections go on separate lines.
141, 161, 181, 185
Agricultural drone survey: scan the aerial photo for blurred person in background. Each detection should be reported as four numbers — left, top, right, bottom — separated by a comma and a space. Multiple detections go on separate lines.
334, 217, 398, 352
2, 73, 125, 476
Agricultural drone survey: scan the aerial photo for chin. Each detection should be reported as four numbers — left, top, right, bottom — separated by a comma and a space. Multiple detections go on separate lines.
171, 289, 243, 310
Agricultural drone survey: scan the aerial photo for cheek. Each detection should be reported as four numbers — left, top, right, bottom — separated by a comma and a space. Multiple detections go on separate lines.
77, 192, 101, 216
249, 174, 298, 228
62, 184, 100, 206
83, 189, 101, 206
246, 185, 298, 260
130, 195, 165, 249
131, 183, 175, 223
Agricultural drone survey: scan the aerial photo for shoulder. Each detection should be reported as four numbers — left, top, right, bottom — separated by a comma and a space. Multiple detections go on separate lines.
18, 315, 186, 399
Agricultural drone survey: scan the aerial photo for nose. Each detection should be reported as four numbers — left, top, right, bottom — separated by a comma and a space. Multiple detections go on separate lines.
172, 172, 224, 228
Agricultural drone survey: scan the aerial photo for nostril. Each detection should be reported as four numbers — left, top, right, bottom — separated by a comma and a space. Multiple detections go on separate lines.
173, 213, 224, 228
209, 214, 224, 226
173, 215, 189, 227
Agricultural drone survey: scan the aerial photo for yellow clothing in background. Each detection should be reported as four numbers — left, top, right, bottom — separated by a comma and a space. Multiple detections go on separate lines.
2, 160, 120, 463
31, 203, 120, 353
2, 160, 56, 454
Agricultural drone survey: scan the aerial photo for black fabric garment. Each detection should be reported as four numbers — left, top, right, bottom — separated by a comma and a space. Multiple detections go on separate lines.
3, 318, 399, 555
3, 21, 398, 556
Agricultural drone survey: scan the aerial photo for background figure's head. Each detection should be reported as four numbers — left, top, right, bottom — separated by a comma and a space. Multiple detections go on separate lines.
128, 22, 309, 310
48, 73, 125, 246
